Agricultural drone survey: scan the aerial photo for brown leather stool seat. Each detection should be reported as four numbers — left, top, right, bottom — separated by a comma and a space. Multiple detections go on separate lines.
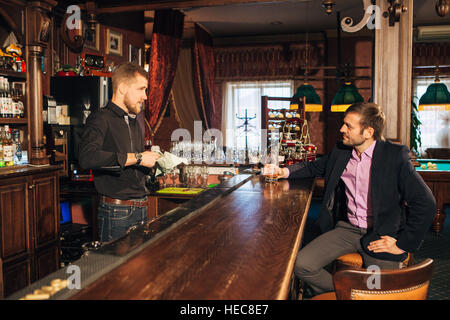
310, 292, 337, 300
334, 252, 412, 272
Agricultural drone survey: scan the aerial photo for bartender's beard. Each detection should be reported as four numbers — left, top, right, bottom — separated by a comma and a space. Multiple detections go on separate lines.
124, 96, 142, 115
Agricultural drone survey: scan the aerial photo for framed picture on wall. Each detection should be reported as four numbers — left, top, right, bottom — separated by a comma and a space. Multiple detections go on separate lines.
106, 29, 123, 56
128, 44, 142, 66
83, 23, 100, 51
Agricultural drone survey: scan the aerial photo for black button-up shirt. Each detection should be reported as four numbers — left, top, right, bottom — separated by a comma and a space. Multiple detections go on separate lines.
79, 101, 148, 200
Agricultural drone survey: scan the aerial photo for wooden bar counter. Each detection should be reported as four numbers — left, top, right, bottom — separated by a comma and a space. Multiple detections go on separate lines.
7, 174, 315, 300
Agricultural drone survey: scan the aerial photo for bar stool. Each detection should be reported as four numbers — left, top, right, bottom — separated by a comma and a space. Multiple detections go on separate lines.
311, 258, 433, 300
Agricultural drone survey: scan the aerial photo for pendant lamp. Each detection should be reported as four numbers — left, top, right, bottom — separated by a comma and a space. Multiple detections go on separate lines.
330, 82, 364, 112
418, 78, 450, 111
290, 83, 323, 112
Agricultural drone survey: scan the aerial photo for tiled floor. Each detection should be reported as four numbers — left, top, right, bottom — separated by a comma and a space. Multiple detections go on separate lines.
414, 227, 450, 300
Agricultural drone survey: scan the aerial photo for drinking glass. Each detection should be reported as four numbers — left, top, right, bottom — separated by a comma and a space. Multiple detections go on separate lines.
201, 166, 209, 188
161, 172, 168, 188
262, 150, 280, 183
185, 166, 193, 187
168, 169, 178, 187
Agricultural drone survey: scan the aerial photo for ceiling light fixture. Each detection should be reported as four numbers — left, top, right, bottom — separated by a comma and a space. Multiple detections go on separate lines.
418, 66, 450, 111
322, 0, 335, 15
331, 81, 364, 112
436, 0, 450, 17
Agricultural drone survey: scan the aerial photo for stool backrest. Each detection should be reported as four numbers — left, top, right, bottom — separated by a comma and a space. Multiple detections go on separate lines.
333, 258, 434, 300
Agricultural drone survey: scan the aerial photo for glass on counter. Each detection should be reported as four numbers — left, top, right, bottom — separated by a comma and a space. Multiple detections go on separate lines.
262, 150, 280, 183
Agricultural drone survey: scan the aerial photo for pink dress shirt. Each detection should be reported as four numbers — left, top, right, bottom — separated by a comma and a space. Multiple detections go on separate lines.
340, 141, 377, 229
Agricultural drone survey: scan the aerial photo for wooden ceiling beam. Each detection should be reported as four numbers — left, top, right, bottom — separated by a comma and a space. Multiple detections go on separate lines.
92, 0, 292, 14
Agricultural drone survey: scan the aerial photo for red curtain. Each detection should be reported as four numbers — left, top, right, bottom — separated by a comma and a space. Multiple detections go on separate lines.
145, 9, 184, 143
193, 24, 216, 130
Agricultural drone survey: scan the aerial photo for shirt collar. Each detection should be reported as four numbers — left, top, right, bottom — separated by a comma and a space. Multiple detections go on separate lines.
108, 102, 137, 121
352, 140, 377, 160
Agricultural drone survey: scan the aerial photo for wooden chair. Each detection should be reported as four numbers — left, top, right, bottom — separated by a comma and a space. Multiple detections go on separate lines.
311, 258, 434, 300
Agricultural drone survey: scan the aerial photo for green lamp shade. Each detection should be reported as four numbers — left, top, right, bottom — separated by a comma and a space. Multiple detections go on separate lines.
418, 82, 450, 111
331, 82, 364, 112
290, 83, 323, 112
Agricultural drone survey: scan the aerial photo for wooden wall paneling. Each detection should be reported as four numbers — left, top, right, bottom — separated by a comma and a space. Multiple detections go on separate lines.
0, 257, 3, 298
374, 0, 413, 145
0, 178, 30, 260
2, 258, 31, 297
35, 243, 59, 280
32, 173, 59, 248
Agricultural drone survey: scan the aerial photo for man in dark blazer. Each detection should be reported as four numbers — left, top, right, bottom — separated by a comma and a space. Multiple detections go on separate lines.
263, 102, 436, 296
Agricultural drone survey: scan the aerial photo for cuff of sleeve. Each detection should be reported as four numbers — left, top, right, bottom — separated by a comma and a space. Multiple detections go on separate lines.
117, 152, 128, 168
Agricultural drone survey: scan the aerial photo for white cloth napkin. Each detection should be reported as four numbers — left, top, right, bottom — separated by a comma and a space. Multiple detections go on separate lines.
152, 146, 189, 176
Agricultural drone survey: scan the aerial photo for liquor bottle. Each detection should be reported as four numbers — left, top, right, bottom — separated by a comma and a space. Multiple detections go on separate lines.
11, 89, 17, 119
0, 77, 5, 118
6, 81, 12, 118
3, 125, 14, 166
0, 127, 4, 167
13, 129, 22, 165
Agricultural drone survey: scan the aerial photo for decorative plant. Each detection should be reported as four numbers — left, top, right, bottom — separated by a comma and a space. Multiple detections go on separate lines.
410, 99, 422, 156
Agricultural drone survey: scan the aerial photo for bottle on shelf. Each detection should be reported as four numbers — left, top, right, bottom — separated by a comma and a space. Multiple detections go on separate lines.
0, 77, 13, 118
6, 81, 12, 118
11, 89, 24, 119
13, 129, 22, 165
0, 127, 4, 167
3, 125, 14, 166
0, 77, 6, 118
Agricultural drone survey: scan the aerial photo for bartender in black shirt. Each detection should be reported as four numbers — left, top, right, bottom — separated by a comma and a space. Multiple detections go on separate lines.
79, 62, 160, 242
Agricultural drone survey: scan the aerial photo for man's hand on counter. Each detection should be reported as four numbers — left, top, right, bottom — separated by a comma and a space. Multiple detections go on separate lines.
262, 164, 289, 179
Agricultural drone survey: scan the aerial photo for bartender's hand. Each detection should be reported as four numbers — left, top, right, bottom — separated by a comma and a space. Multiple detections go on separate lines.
367, 235, 405, 255
262, 164, 289, 179
140, 151, 161, 168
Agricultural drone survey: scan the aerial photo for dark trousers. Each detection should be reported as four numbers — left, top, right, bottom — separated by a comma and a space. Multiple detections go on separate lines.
97, 200, 148, 243
294, 221, 402, 295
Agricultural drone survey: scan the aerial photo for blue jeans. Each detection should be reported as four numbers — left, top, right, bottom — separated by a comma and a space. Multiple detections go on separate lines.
97, 200, 148, 242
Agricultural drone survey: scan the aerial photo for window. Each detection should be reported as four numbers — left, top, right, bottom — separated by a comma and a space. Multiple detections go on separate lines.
222, 81, 294, 151
413, 78, 450, 156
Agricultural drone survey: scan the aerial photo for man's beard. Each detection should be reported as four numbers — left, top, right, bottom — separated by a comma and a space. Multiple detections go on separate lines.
342, 135, 365, 147
125, 97, 141, 115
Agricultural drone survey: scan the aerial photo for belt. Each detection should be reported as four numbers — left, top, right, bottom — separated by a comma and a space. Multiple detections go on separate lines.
101, 196, 149, 206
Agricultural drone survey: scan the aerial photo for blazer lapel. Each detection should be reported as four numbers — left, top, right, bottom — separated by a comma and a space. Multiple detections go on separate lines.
327, 148, 352, 192
370, 141, 384, 224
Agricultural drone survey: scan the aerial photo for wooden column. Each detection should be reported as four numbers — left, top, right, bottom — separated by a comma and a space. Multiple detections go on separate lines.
0, 257, 3, 299
27, 45, 47, 164
25, 1, 57, 165
374, 0, 413, 145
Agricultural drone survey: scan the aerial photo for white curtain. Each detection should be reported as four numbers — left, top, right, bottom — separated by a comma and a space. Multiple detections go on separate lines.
413, 78, 450, 156
222, 81, 294, 151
